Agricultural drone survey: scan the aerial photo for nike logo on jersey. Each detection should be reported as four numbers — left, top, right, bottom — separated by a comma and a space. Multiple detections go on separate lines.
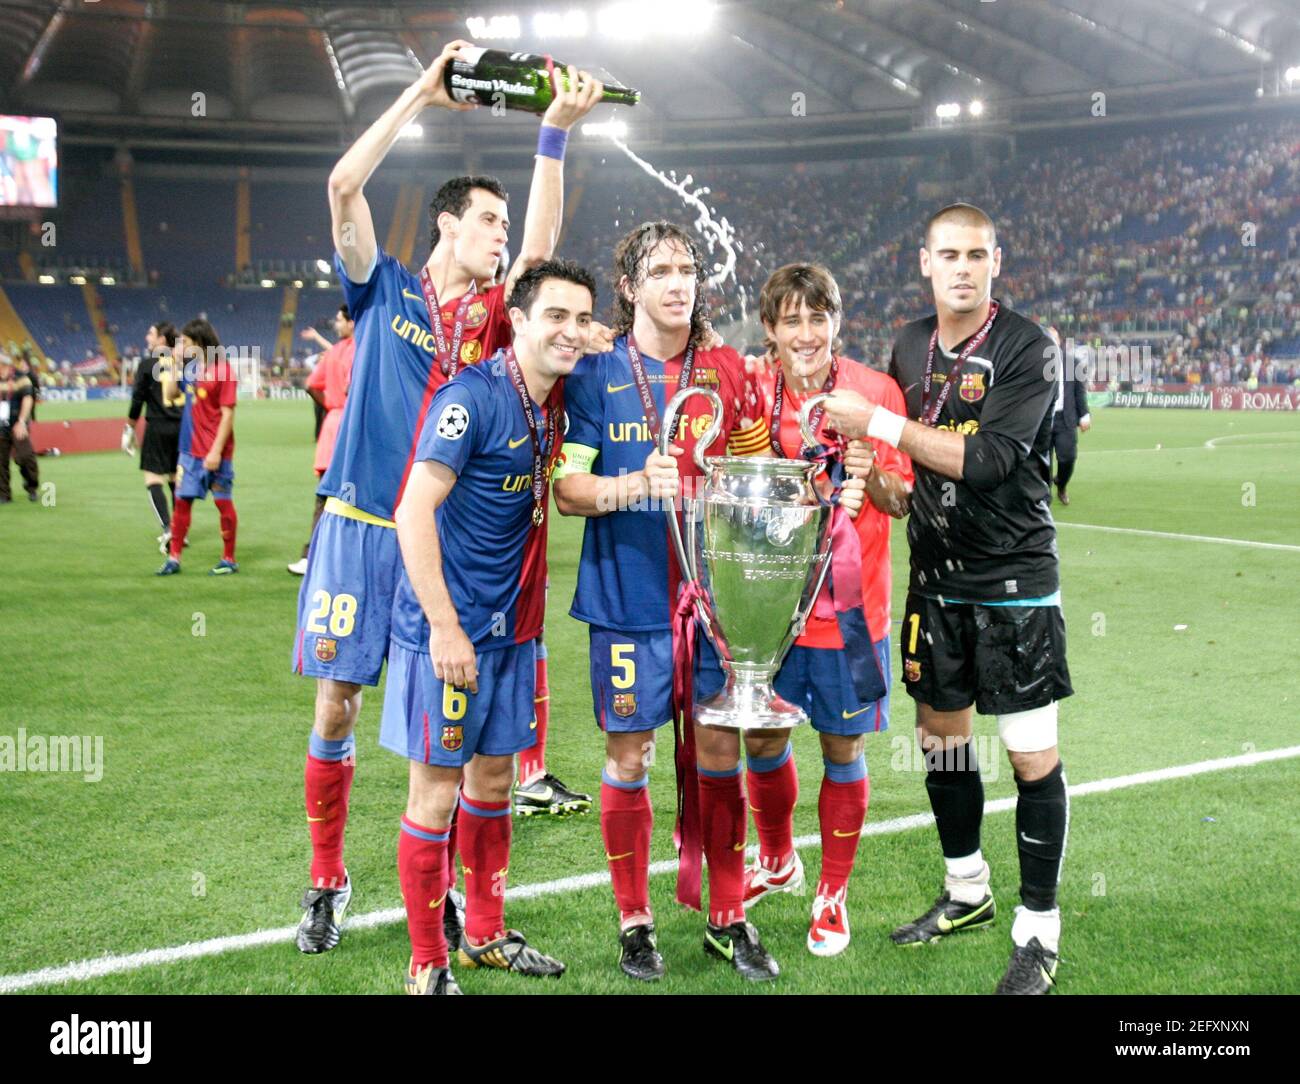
831, 828, 861, 838
1019, 832, 1051, 846
607, 382, 634, 393
306, 816, 327, 823
402, 289, 424, 302
733, 842, 745, 852
507, 435, 529, 449
841, 705, 871, 720
428, 893, 447, 909
606, 851, 634, 862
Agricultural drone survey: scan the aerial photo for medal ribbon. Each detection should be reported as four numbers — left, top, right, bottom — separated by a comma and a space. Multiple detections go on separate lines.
769, 356, 839, 457
502, 348, 561, 528
625, 334, 697, 445
920, 299, 999, 426
419, 267, 477, 379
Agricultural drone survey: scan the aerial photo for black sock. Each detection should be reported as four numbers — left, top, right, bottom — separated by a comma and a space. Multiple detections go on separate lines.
1056, 457, 1076, 491
167, 480, 177, 509
1015, 760, 1068, 911
923, 740, 984, 859
148, 483, 170, 530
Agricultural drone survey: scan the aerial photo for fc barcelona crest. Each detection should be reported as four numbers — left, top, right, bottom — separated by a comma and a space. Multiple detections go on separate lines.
612, 693, 637, 718
464, 300, 488, 328
441, 725, 464, 751
959, 372, 985, 402
314, 638, 338, 663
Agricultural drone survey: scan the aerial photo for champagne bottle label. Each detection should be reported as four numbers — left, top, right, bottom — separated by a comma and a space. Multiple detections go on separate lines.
445, 47, 640, 112
446, 48, 548, 107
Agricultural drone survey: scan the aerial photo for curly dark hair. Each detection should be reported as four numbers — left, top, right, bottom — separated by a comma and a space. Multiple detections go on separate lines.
429, 175, 509, 251
506, 258, 598, 316
610, 221, 710, 346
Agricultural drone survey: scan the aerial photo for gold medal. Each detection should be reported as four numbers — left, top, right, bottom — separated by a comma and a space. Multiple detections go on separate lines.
532, 505, 544, 527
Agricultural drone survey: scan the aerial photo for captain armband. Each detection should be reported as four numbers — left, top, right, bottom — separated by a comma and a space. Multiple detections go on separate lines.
552, 441, 598, 480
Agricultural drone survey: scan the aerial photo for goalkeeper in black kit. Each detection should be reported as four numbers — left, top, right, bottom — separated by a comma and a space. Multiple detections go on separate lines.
823, 203, 1072, 995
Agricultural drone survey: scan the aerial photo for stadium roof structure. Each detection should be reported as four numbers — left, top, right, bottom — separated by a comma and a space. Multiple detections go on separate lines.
1, 0, 1297, 160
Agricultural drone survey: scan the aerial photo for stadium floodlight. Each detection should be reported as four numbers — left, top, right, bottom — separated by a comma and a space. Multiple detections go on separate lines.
534, 10, 588, 38
70, 274, 86, 285
398, 123, 422, 140
935, 102, 961, 119
315, 280, 331, 288
968, 99, 985, 117
292, 279, 304, 288
260, 279, 275, 288
598, 0, 712, 38
100, 276, 115, 285
582, 119, 628, 139
466, 14, 521, 40
38, 274, 55, 284
1285, 66, 1300, 84
315, 258, 330, 273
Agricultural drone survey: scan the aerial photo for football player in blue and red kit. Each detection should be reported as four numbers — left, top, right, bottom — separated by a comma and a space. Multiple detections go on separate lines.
385, 259, 596, 994
292, 39, 604, 954
554, 222, 788, 982
741, 264, 913, 958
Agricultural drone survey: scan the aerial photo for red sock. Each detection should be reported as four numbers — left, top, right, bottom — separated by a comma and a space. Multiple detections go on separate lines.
458, 792, 512, 945
746, 743, 798, 871
700, 767, 747, 927
818, 767, 870, 898
445, 813, 459, 892
517, 653, 549, 785
398, 815, 450, 969
305, 733, 355, 888
169, 498, 192, 559
214, 497, 237, 562
599, 771, 653, 926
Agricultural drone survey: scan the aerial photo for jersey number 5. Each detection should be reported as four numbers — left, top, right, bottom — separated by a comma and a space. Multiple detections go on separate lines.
306, 590, 358, 637
611, 643, 636, 689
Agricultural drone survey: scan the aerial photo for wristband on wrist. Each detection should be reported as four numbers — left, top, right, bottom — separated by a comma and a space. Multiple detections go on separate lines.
866, 406, 907, 448
537, 125, 568, 161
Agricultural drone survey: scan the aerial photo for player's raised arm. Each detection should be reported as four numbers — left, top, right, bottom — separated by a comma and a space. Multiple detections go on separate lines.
394, 459, 478, 692
328, 40, 477, 283
502, 66, 604, 297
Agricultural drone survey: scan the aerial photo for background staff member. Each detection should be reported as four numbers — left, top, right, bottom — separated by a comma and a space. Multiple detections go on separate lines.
1047, 327, 1091, 506
127, 321, 184, 552
0, 351, 39, 503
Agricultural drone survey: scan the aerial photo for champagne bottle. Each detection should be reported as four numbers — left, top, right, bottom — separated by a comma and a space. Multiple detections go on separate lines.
444, 47, 640, 114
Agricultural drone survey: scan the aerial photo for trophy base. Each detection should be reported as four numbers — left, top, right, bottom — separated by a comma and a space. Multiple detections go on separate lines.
695, 677, 807, 731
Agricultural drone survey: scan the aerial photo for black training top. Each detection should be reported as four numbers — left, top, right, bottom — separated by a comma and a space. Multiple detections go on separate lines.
888, 301, 1060, 603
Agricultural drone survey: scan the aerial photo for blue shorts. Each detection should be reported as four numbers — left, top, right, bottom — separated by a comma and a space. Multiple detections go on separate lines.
176, 452, 234, 500
589, 625, 725, 733
292, 508, 401, 687
380, 640, 537, 766
774, 636, 891, 736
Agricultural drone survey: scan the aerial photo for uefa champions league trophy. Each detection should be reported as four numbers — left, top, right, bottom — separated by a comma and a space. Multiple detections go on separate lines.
660, 387, 835, 730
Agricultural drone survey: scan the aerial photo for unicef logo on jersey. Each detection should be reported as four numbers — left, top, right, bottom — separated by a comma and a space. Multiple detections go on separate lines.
436, 403, 470, 440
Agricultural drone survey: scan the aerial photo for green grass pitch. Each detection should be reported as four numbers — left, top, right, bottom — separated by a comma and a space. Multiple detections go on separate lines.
2, 398, 1298, 995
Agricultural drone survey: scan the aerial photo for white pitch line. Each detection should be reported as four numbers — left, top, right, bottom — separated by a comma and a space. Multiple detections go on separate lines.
1058, 521, 1300, 553
1204, 431, 1300, 449
2, 745, 1298, 993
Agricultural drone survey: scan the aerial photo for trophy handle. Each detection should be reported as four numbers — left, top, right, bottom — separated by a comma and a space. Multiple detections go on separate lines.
659, 386, 724, 584
798, 392, 833, 450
